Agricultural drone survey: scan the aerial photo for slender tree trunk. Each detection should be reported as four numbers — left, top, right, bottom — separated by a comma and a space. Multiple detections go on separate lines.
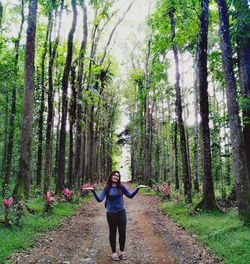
44, 0, 64, 194
173, 121, 179, 190
54, 96, 61, 181
99, 1, 134, 65
67, 65, 77, 186
169, 9, 192, 203
235, 0, 250, 178
2, 84, 9, 183
73, 3, 88, 187
217, 0, 250, 223
13, 0, 38, 199
2, 0, 24, 198
143, 39, 152, 182
56, 0, 77, 194
36, 6, 51, 187
197, 0, 217, 210
193, 54, 199, 193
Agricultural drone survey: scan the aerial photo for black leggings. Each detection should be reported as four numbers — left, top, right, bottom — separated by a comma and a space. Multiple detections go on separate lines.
106, 209, 127, 253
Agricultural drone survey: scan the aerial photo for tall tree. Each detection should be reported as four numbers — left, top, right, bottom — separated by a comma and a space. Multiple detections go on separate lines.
73, 2, 88, 187
217, 0, 250, 223
13, 0, 38, 199
234, 0, 250, 177
36, 2, 52, 186
196, 0, 217, 210
2, 0, 25, 197
56, 0, 77, 194
44, 0, 64, 194
67, 65, 77, 186
169, 8, 192, 203
143, 39, 152, 182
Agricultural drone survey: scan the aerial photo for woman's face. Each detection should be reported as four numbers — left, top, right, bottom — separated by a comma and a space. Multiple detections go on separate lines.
111, 172, 120, 183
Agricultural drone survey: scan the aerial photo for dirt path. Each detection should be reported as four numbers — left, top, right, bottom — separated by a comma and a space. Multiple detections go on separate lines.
10, 185, 223, 264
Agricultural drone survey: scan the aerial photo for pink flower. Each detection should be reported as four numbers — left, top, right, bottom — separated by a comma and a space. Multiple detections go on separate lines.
162, 185, 171, 194
63, 188, 73, 197
44, 191, 55, 203
3, 196, 13, 208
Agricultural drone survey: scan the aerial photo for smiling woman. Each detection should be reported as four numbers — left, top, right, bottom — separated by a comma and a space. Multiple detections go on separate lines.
83, 170, 147, 261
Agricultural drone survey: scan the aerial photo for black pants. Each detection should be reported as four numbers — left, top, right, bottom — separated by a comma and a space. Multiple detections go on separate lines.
106, 209, 127, 253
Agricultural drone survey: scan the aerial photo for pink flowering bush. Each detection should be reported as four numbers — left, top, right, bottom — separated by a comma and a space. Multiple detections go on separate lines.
162, 183, 171, 200
44, 191, 55, 212
3, 196, 13, 226
153, 183, 171, 200
63, 188, 73, 202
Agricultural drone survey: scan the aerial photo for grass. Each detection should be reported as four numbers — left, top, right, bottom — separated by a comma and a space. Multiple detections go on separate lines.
160, 200, 250, 264
0, 194, 92, 263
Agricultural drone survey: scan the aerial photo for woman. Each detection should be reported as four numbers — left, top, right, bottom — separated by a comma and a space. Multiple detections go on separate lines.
84, 171, 146, 261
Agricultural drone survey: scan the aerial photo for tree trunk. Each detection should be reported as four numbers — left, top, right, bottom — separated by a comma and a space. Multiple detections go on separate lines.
67, 65, 77, 186
2, 0, 24, 198
73, 3, 88, 187
56, 0, 77, 194
13, 0, 38, 199
143, 39, 152, 182
235, 0, 250, 178
197, 0, 217, 210
193, 54, 199, 193
169, 9, 192, 203
173, 121, 179, 190
36, 6, 51, 187
54, 95, 61, 181
44, 0, 63, 194
217, 0, 250, 223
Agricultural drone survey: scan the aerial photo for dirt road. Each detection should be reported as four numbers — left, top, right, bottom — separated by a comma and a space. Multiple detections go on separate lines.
10, 185, 222, 264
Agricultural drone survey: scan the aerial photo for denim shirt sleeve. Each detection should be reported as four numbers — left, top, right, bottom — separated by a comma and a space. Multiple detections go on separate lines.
122, 185, 139, 198
91, 188, 107, 202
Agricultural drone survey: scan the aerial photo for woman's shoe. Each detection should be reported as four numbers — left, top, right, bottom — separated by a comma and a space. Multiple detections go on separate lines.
118, 251, 127, 260
112, 253, 120, 261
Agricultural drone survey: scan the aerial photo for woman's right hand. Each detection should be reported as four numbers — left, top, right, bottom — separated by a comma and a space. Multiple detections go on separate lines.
83, 187, 95, 191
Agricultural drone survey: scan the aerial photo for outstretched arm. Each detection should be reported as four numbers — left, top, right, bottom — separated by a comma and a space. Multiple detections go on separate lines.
122, 184, 139, 198
89, 188, 107, 202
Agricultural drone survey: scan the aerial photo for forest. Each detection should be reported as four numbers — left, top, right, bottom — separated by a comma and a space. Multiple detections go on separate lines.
0, 0, 250, 263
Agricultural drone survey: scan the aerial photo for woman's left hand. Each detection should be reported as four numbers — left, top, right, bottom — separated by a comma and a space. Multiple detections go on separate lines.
138, 185, 148, 189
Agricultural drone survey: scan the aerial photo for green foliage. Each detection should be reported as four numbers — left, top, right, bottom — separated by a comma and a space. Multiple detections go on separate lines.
0, 195, 90, 262
161, 202, 250, 264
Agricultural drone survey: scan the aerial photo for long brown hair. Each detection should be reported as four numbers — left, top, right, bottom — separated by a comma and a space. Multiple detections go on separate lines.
105, 170, 123, 194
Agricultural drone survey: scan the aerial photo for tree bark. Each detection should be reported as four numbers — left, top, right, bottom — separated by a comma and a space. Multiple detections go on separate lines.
193, 54, 199, 193
173, 121, 179, 190
73, 3, 88, 187
217, 0, 250, 223
143, 39, 152, 182
235, 0, 250, 178
13, 0, 38, 199
44, 0, 64, 194
36, 5, 51, 187
56, 0, 77, 194
197, 0, 217, 209
169, 9, 192, 203
67, 65, 77, 186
